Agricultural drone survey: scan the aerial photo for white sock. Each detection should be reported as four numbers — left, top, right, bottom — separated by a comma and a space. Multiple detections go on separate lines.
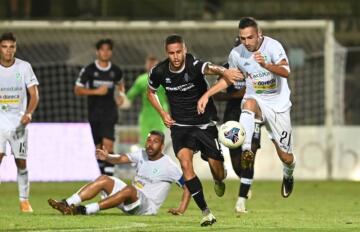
85, 202, 100, 215
66, 193, 82, 206
17, 168, 29, 201
240, 110, 255, 151
283, 155, 296, 179
237, 197, 246, 205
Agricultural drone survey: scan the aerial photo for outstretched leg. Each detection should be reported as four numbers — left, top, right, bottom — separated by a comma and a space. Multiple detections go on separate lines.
273, 140, 295, 198
48, 175, 117, 215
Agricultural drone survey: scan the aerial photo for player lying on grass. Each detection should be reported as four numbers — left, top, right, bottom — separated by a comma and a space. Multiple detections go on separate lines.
48, 130, 190, 216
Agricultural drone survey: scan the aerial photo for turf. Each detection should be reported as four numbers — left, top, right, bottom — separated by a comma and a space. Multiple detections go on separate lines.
0, 180, 359, 231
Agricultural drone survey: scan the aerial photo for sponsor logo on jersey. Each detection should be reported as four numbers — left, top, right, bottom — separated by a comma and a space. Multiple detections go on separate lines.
93, 80, 114, 88
165, 78, 171, 84
244, 62, 250, 66
247, 71, 271, 79
94, 71, 99, 77
165, 83, 195, 92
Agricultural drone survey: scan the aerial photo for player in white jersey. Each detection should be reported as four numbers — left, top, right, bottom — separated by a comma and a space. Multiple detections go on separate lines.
0, 32, 39, 213
48, 130, 191, 216
197, 17, 295, 203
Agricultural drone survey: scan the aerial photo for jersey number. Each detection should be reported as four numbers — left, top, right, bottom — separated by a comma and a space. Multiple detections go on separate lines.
19, 142, 27, 154
280, 131, 291, 147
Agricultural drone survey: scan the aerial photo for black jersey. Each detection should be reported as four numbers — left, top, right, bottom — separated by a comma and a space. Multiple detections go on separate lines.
149, 53, 218, 125
76, 61, 123, 121
222, 63, 246, 122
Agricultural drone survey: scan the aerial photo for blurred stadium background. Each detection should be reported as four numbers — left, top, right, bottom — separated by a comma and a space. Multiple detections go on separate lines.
0, 1, 360, 231
0, 0, 359, 182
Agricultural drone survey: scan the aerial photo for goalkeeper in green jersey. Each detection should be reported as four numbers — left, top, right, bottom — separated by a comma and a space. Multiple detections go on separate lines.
127, 56, 169, 146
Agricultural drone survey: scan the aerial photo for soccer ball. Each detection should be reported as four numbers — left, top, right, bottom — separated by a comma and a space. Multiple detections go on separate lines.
218, 121, 245, 149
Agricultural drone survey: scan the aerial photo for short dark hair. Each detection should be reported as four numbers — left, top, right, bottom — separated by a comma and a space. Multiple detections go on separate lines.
0, 32, 16, 43
238, 17, 259, 31
148, 130, 165, 144
95, 38, 113, 50
165, 34, 184, 47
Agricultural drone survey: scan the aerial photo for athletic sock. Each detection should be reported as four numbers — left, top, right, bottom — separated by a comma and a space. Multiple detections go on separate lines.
17, 168, 29, 201
240, 110, 255, 151
239, 178, 252, 198
283, 156, 296, 179
185, 176, 208, 211
85, 202, 100, 215
66, 193, 82, 206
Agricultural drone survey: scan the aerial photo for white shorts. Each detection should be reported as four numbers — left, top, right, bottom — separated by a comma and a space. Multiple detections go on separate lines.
242, 98, 293, 153
100, 176, 155, 215
0, 126, 28, 159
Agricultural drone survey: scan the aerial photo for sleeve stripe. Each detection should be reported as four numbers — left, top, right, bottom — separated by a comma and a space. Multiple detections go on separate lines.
26, 82, 39, 88
148, 82, 158, 91
201, 62, 210, 75
75, 82, 85, 87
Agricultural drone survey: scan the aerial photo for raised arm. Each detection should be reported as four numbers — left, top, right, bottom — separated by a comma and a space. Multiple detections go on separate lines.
204, 63, 244, 83
254, 52, 290, 78
95, 148, 131, 165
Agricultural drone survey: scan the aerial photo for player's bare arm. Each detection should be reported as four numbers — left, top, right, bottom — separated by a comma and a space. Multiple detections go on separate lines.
21, 85, 39, 125
254, 52, 290, 78
147, 87, 175, 127
168, 185, 191, 216
204, 63, 244, 83
115, 82, 125, 104
74, 85, 108, 96
95, 148, 131, 164
197, 78, 231, 115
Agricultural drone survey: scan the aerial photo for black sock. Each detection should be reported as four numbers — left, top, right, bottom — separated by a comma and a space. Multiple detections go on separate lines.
239, 163, 254, 198
239, 183, 251, 198
185, 176, 208, 211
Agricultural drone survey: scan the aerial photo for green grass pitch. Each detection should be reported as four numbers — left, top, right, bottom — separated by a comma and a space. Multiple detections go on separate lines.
0, 180, 359, 231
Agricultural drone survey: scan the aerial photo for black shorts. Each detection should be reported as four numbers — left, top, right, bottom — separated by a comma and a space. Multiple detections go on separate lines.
89, 120, 116, 145
170, 125, 224, 161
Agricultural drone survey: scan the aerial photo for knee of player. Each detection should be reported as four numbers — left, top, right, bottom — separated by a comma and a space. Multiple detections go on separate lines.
15, 159, 27, 169
96, 175, 112, 183
242, 99, 258, 111
279, 152, 294, 165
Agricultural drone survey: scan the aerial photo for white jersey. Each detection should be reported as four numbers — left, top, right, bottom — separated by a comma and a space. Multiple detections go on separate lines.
0, 58, 39, 131
228, 36, 291, 112
126, 149, 183, 214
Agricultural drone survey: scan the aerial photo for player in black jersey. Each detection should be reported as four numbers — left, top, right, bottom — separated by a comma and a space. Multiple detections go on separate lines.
147, 34, 243, 226
75, 39, 125, 176
213, 36, 261, 214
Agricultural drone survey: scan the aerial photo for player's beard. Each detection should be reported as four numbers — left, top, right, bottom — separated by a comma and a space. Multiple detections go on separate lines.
170, 58, 184, 71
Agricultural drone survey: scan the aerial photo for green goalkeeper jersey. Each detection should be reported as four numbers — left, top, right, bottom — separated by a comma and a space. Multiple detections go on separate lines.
127, 72, 169, 146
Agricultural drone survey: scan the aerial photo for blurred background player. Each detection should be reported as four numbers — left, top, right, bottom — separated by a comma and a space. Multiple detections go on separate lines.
0, 32, 39, 212
213, 35, 262, 213
74, 38, 125, 176
126, 55, 169, 146
147, 34, 243, 226
48, 130, 190, 216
